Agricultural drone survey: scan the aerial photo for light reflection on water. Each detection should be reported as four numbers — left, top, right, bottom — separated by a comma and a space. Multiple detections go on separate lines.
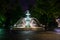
20, 31, 35, 35
20, 31, 35, 40
25, 38, 30, 40
0, 29, 36, 40
54, 28, 60, 34
10, 30, 36, 40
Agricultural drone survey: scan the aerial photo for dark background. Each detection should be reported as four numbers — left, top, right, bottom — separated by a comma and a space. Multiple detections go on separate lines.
0, 0, 60, 30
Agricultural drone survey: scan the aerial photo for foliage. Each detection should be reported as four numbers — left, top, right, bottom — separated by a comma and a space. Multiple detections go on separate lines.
29, 0, 60, 30
30, 0, 60, 24
0, 0, 23, 27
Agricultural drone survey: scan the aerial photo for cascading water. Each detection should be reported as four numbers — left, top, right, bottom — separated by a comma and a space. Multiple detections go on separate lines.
11, 10, 44, 31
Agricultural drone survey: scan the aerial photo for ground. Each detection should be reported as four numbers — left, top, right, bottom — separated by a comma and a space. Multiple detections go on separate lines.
0, 29, 60, 40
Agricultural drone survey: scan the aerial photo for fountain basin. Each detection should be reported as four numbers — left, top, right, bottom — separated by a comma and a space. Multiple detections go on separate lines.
12, 27, 44, 31
10, 10, 45, 31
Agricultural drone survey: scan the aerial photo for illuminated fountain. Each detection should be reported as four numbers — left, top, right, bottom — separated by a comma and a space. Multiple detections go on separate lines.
11, 10, 44, 31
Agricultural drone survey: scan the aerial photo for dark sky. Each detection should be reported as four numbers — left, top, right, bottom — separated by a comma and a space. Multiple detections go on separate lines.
19, 0, 35, 11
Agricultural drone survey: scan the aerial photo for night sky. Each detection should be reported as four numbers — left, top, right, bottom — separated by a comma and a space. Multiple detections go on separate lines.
19, 0, 35, 11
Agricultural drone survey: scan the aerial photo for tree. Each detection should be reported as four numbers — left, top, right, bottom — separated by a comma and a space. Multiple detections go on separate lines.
0, 0, 23, 28
30, 0, 60, 30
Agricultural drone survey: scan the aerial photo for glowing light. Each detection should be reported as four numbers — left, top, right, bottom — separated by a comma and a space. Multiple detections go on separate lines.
23, 10, 31, 28
26, 10, 30, 16
54, 28, 60, 32
13, 10, 43, 30
25, 38, 30, 40
22, 31, 33, 34
54, 28, 60, 34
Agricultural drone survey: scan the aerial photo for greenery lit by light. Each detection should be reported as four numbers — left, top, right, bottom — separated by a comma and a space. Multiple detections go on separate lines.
0, 28, 5, 34
0, 14, 6, 27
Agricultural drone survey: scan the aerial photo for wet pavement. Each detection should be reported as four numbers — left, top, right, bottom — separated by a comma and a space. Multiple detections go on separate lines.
0, 28, 60, 40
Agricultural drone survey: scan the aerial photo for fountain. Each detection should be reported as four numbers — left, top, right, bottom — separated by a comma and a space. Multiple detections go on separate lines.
11, 10, 44, 31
